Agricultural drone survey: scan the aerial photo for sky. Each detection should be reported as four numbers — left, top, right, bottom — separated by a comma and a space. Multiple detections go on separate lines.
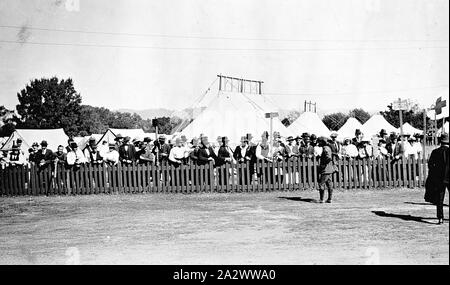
0, 0, 448, 115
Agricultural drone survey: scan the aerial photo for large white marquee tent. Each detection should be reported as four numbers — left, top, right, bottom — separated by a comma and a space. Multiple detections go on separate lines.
180, 91, 293, 145
287, 111, 330, 137
361, 114, 397, 137
337, 117, 363, 140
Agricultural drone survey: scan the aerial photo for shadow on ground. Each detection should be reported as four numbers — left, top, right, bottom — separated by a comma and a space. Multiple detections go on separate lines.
404, 202, 449, 207
278, 197, 319, 203
372, 211, 448, 225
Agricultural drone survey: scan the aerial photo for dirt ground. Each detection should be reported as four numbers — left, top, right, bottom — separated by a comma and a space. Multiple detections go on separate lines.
0, 188, 448, 265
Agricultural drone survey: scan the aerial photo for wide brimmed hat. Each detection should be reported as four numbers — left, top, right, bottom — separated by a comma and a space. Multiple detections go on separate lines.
143, 137, 152, 143
40, 140, 48, 146
310, 134, 317, 140
330, 132, 338, 138
70, 142, 78, 148
301, 132, 310, 138
158, 135, 166, 140
286, 136, 294, 141
379, 129, 388, 136
32, 142, 39, 147
240, 136, 247, 142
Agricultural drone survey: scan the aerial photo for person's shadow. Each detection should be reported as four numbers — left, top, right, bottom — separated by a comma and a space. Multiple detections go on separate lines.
278, 196, 319, 203
372, 211, 447, 224
404, 202, 449, 207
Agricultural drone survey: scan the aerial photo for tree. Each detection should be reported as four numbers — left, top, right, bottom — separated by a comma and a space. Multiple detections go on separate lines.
381, 104, 430, 130
348, 108, 371, 124
322, 112, 349, 131
16, 77, 82, 137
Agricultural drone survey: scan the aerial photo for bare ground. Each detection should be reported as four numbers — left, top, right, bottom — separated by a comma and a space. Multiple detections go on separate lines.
0, 188, 448, 265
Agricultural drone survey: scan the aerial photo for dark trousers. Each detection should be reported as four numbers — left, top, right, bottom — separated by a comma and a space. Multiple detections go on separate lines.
437, 184, 449, 219
319, 173, 333, 200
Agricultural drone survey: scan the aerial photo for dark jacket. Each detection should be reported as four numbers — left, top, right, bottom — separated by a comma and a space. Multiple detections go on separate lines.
233, 145, 252, 163
197, 145, 218, 166
216, 145, 233, 167
425, 145, 449, 204
329, 140, 341, 157
119, 144, 136, 163
428, 145, 449, 185
318, 145, 335, 175
35, 149, 55, 167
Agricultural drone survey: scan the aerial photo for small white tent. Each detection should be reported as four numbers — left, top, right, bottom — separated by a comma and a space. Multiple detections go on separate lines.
180, 91, 293, 145
361, 114, 398, 137
437, 121, 449, 136
337, 117, 363, 140
0, 129, 69, 151
287, 111, 330, 137
398, 122, 422, 136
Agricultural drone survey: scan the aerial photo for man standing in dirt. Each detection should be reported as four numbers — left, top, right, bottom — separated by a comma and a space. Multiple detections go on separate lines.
426, 133, 449, 224
317, 137, 336, 203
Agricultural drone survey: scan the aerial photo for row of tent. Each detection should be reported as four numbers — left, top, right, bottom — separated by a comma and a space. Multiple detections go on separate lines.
0, 128, 161, 151
177, 89, 433, 143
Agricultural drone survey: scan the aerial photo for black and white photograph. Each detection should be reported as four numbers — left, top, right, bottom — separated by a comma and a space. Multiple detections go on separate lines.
0, 0, 448, 270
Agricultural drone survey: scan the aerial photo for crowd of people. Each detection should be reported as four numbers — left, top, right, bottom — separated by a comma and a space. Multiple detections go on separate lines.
0, 128, 428, 170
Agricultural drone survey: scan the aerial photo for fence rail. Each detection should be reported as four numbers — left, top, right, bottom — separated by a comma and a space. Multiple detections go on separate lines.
0, 157, 428, 196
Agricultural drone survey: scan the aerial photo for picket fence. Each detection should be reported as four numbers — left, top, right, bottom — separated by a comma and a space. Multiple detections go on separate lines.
0, 157, 428, 196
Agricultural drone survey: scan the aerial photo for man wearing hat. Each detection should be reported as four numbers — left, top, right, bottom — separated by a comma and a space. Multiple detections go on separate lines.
84, 137, 103, 165
285, 136, 296, 159
426, 133, 449, 224
379, 129, 388, 140
136, 138, 155, 165
329, 132, 341, 160
299, 133, 314, 158
216, 136, 235, 186
352, 129, 363, 146
233, 136, 249, 163
197, 136, 217, 166
386, 132, 398, 156
67, 142, 87, 168
317, 136, 336, 203
114, 134, 124, 151
154, 135, 171, 165
28, 142, 40, 164
35, 140, 55, 169
119, 136, 136, 165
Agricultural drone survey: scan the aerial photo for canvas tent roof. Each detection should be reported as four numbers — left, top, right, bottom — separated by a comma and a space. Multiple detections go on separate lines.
0, 129, 69, 151
337, 117, 363, 140
361, 114, 398, 137
287, 112, 330, 137
96, 128, 147, 145
398, 122, 422, 135
180, 91, 293, 145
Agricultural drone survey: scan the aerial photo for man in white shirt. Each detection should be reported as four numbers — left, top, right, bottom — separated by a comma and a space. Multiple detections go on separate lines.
103, 143, 120, 165
66, 142, 87, 167
169, 138, 187, 166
